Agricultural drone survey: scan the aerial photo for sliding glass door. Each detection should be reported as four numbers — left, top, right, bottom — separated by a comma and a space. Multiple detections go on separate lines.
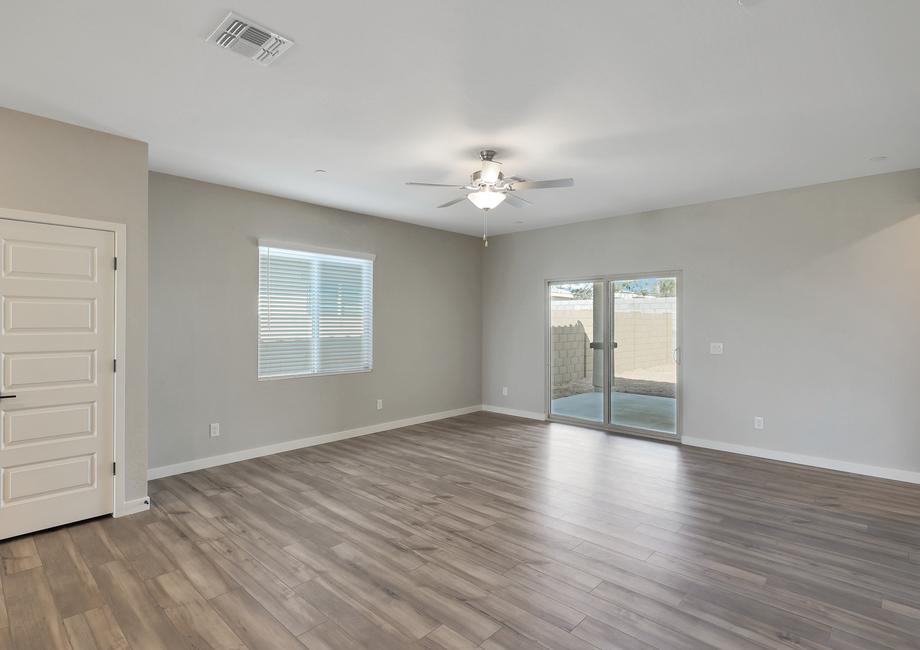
548, 273, 680, 438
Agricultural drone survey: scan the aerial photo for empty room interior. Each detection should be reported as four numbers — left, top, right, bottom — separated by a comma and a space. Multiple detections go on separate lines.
2, 2, 920, 649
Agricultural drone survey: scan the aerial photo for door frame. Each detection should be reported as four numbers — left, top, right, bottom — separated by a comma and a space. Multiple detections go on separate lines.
544, 270, 683, 443
0, 207, 130, 516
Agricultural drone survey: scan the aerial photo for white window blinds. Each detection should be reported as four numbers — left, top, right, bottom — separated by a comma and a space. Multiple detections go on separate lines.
258, 243, 374, 379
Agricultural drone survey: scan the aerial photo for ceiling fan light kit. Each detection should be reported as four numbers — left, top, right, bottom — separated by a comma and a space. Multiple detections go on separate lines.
406, 149, 574, 246
467, 190, 506, 210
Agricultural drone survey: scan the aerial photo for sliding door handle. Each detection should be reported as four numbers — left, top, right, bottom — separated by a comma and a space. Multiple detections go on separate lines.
589, 342, 617, 350
0, 394, 16, 399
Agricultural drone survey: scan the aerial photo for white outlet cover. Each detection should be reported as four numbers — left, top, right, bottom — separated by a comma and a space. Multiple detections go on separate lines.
376, 399, 383, 410
753, 416, 764, 430
710, 342, 724, 354
209, 422, 220, 437
502, 386, 509, 396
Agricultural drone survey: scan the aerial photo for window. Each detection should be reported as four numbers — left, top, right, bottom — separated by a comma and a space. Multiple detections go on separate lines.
258, 242, 374, 379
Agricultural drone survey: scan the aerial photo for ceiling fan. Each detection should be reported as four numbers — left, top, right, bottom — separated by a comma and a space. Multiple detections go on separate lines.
406, 150, 574, 246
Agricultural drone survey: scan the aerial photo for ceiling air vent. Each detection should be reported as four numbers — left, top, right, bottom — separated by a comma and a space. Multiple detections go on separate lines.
207, 12, 293, 66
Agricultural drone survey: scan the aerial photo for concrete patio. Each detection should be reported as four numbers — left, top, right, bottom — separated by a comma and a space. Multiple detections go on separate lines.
551, 391, 677, 434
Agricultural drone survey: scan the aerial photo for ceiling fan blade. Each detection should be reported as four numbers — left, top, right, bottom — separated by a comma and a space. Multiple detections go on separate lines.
510, 178, 574, 190
437, 197, 467, 208
406, 182, 465, 188
504, 193, 532, 208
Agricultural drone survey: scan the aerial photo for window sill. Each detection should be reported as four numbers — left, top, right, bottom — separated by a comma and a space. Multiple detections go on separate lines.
258, 368, 373, 381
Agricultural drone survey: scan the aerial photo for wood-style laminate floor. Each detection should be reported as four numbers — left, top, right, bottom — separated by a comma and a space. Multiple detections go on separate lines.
2, 411, 920, 649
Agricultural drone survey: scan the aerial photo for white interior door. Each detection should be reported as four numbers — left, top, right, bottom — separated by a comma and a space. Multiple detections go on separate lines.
0, 218, 115, 539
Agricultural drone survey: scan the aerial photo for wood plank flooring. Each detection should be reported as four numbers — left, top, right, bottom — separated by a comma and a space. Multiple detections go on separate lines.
2, 411, 920, 648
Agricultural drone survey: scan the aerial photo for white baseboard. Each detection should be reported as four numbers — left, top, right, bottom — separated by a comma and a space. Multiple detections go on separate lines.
481, 404, 547, 421
148, 405, 482, 480
682, 436, 920, 485
114, 496, 151, 517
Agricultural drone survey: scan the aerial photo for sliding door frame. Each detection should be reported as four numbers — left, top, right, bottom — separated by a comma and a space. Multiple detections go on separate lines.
545, 270, 683, 443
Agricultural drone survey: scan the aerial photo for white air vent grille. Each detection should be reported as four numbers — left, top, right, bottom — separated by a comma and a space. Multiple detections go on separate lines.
207, 12, 293, 66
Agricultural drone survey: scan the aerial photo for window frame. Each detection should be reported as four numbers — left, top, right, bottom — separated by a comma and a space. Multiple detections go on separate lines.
257, 240, 375, 381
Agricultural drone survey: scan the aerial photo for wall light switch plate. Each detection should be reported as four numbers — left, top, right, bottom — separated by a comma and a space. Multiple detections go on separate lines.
209, 422, 220, 438
376, 399, 383, 410
710, 342, 724, 355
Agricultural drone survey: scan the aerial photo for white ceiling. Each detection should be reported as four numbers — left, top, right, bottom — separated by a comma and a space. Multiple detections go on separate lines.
3, 1, 919, 236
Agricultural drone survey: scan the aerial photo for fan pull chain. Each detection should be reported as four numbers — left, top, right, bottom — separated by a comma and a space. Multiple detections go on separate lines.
483, 211, 489, 247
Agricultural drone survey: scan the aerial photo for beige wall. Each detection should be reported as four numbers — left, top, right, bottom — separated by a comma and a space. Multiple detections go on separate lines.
0, 107, 149, 500
613, 311, 676, 373
483, 169, 920, 475
551, 306, 676, 375
148, 173, 482, 470
550, 321, 592, 397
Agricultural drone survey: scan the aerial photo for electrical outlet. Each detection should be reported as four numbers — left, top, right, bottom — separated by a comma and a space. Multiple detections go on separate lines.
753, 416, 764, 430
209, 422, 220, 438
502, 386, 509, 396
710, 342, 724, 355
376, 399, 383, 410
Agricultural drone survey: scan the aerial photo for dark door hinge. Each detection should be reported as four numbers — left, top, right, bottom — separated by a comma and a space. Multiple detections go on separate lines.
113, 359, 117, 372
113, 257, 118, 270
112, 462, 116, 476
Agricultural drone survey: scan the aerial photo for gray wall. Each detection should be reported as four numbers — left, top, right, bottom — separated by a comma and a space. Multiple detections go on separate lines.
0, 108, 149, 500
148, 173, 482, 469
6, 104, 917, 481
483, 170, 920, 474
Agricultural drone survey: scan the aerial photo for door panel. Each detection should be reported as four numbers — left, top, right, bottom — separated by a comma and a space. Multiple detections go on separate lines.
3, 402, 96, 447
549, 281, 605, 422
2, 239, 97, 280
4, 454, 95, 504
4, 297, 97, 333
5, 350, 97, 388
610, 277, 678, 435
0, 218, 115, 539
